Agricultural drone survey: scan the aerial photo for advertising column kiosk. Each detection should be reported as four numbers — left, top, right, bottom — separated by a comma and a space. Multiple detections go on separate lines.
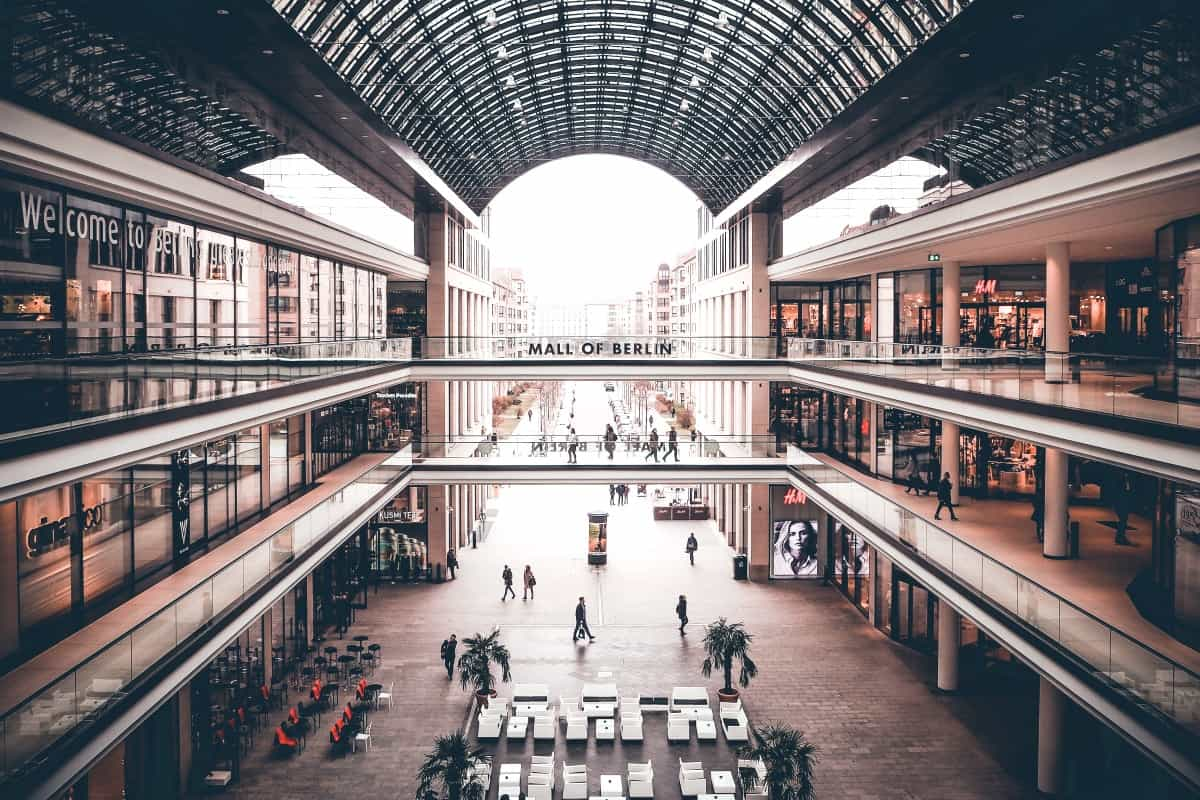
588, 512, 608, 565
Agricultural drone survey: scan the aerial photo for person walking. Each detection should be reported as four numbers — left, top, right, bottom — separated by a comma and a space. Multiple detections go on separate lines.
501, 564, 516, 601
676, 594, 688, 635
573, 596, 596, 642
447, 548, 458, 580
1114, 473, 1134, 546
934, 472, 959, 521
644, 428, 660, 462
604, 423, 618, 460
609, 484, 616, 506
528, 409, 533, 422
685, 532, 698, 565
904, 460, 925, 495
664, 428, 680, 462
1031, 492, 1045, 543
440, 633, 457, 679
523, 565, 537, 600
567, 428, 579, 464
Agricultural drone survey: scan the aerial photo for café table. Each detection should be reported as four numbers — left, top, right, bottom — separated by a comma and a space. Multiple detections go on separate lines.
600, 774, 623, 797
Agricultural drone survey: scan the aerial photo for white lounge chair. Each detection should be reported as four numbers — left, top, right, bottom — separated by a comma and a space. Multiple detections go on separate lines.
628, 760, 654, 799
562, 765, 588, 800
559, 696, 579, 714
526, 781, 552, 800
565, 712, 588, 741
477, 712, 503, 739
530, 753, 555, 773
375, 681, 394, 710
738, 758, 767, 797
620, 711, 644, 741
667, 713, 691, 741
678, 759, 706, 795
721, 707, 749, 742
534, 710, 557, 739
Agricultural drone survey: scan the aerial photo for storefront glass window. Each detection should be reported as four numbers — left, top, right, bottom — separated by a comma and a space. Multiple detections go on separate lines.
318, 258, 335, 341
140, 212, 196, 351
195, 227, 235, 347
387, 281, 426, 338
368, 384, 422, 451
960, 265, 1046, 349
64, 194, 124, 355
768, 485, 822, 579
11, 484, 75, 632
235, 427, 262, 524
236, 237, 268, 346
355, 267, 370, 339
132, 454, 173, 581
300, 254, 320, 341
268, 245, 300, 345
0, 177, 64, 356
80, 471, 133, 604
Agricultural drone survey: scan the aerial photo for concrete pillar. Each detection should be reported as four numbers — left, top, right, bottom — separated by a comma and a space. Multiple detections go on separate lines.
941, 421, 960, 504
936, 601, 961, 692
747, 484, 770, 581
177, 684, 193, 793
733, 289, 745, 357
1038, 676, 1066, 795
942, 260, 960, 370
942, 261, 961, 348
304, 573, 314, 645
428, 485, 450, 577
303, 412, 313, 486
259, 423, 271, 510
1045, 242, 1070, 382
1043, 447, 1070, 558
261, 606, 273, 690
448, 286, 459, 356
449, 382, 459, 440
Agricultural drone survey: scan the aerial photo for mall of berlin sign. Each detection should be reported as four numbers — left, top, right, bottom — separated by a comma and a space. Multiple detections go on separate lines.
527, 340, 675, 356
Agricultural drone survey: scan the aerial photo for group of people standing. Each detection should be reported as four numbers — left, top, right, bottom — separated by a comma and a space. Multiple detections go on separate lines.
608, 484, 634, 505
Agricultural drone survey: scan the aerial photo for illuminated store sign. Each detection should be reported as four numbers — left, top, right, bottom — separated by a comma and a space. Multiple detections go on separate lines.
527, 340, 675, 356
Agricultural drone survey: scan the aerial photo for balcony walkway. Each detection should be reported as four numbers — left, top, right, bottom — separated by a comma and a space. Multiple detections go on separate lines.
809, 454, 1200, 679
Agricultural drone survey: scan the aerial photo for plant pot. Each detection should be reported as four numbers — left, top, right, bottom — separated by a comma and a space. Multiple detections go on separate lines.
476, 690, 496, 708
717, 688, 740, 703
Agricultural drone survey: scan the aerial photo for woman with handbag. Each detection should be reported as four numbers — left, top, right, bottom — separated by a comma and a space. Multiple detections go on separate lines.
523, 564, 537, 600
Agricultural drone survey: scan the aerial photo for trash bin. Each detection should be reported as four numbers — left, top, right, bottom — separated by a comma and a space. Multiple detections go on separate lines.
1068, 521, 1080, 559
733, 554, 748, 580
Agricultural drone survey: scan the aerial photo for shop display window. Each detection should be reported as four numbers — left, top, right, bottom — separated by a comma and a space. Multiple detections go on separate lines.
10, 484, 75, 632
133, 454, 174, 581
267, 245, 300, 345
236, 237, 269, 346
80, 471, 133, 604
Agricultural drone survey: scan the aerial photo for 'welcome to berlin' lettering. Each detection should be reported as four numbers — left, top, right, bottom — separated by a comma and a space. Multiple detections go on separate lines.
527, 341, 674, 356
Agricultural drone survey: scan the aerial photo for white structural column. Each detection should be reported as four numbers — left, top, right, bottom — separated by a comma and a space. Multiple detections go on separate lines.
1038, 676, 1066, 795
1045, 242, 1071, 382
733, 289, 745, 356
936, 601, 961, 691
733, 484, 744, 550
1043, 447, 1070, 558
942, 260, 960, 370
747, 484, 770, 580
942, 421, 960, 504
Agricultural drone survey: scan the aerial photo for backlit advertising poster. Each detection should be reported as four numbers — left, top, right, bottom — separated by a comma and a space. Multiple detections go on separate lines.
772, 519, 820, 578
588, 511, 608, 565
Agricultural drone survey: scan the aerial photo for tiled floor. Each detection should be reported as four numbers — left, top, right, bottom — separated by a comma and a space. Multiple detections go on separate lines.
213, 482, 1037, 800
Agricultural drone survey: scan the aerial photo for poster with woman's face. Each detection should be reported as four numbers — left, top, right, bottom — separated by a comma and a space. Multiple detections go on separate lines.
772, 519, 820, 578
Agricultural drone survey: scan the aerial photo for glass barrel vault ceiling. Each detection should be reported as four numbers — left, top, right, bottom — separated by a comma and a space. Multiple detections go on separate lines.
8, 0, 286, 174
271, 0, 972, 213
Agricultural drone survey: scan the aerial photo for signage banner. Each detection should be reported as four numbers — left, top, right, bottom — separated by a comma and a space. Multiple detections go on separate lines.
171, 450, 191, 560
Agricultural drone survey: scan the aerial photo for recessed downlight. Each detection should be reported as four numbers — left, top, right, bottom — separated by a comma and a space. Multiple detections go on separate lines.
261, 49, 274, 55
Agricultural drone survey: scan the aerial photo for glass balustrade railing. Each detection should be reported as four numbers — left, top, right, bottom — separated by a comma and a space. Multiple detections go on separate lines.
788, 338, 1199, 428
415, 434, 795, 463
0, 339, 413, 443
790, 456, 1200, 736
0, 451, 412, 782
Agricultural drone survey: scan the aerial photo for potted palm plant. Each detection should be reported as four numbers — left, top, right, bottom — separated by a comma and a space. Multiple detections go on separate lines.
701, 617, 758, 702
457, 629, 512, 708
416, 731, 490, 800
737, 723, 817, 800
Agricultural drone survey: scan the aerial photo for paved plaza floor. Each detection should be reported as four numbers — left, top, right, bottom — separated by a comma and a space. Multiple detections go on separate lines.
213, 479, 1038, 799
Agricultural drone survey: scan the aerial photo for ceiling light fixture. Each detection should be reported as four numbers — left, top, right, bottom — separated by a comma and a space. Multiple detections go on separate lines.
261, 49, 274, 55
717, 11, 731, 31
497, 45, 508, 60
959, 51, 970, 59
338, 115, 348, 120
1011, 12, 1025, 20
216, 8, 230, 15
702, 46, 714, 64
484, 9, 498, 29
870, 117, 879, 122
900, 95, 910, 101
1104, 245, 1114, 250
313, 93, 323, 98
690, 75, 701, 88
680, 99, 691, 111
505, 75, 516, 87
